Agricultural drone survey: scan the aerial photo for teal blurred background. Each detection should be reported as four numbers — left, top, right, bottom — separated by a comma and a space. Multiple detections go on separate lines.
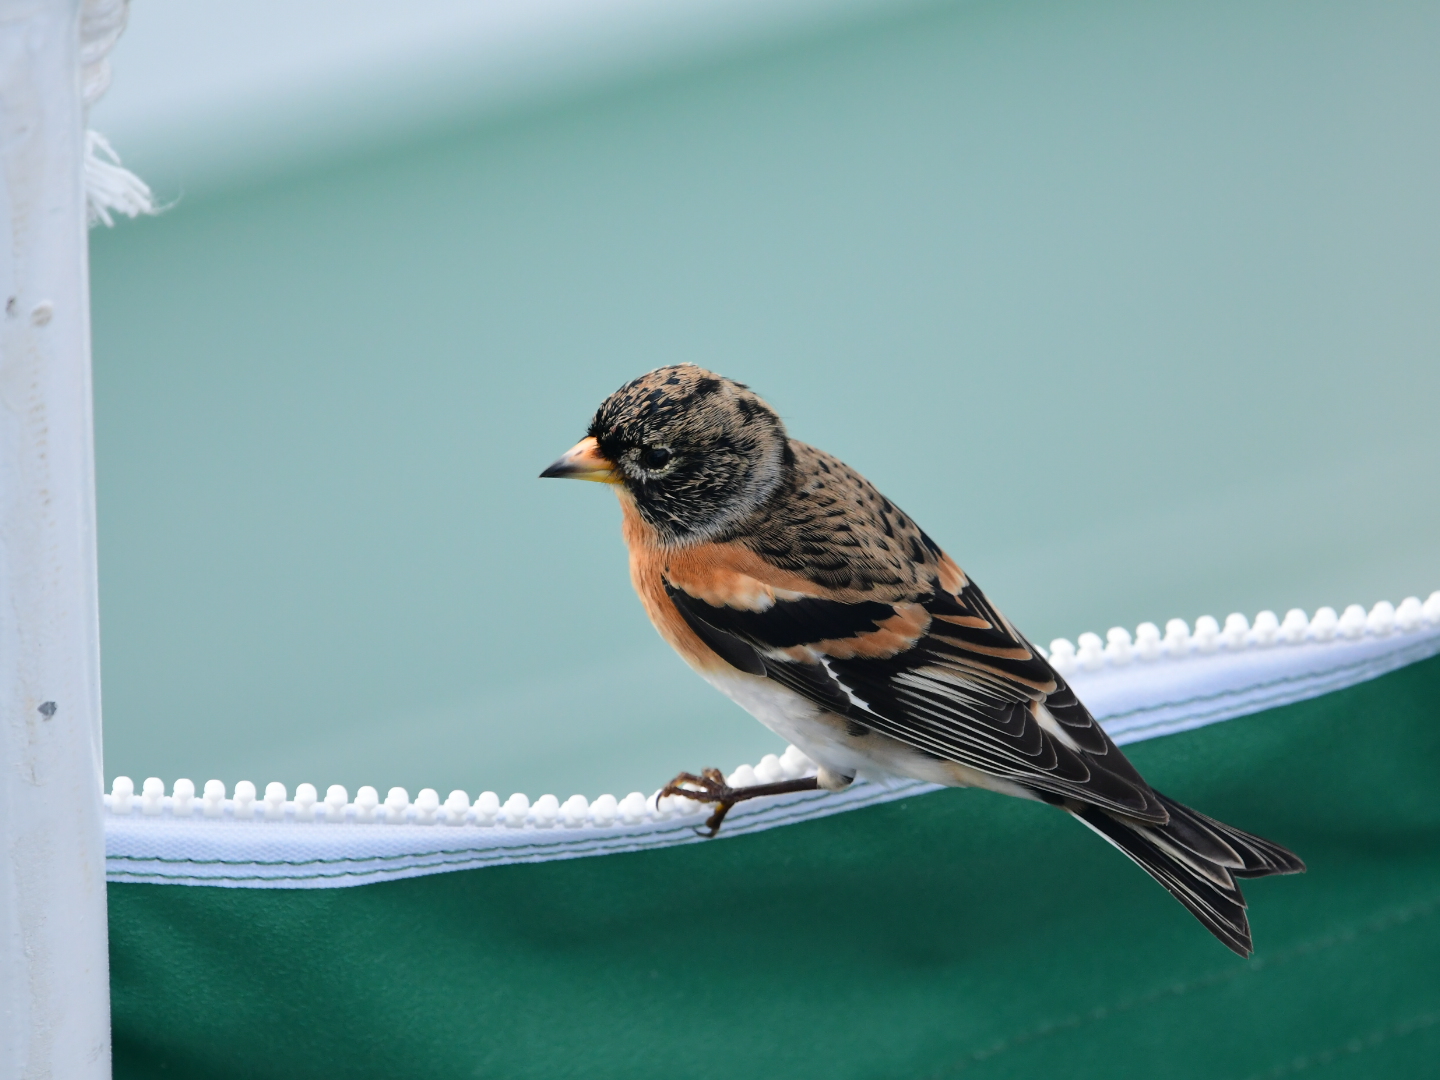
90, 0, 1440, 800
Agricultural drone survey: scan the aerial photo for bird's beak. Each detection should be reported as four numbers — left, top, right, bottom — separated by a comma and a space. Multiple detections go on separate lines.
540, 436, 621, 483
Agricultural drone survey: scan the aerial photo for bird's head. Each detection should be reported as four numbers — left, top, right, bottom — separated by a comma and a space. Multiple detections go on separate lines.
541, 364, 790, 545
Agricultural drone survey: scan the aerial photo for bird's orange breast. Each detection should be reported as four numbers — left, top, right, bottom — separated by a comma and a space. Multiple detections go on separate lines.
619, 497, 735, 673
618, 492, 848, 672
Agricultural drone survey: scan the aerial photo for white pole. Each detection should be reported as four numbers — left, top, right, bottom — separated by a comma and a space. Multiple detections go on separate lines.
0, 0, 112, 1074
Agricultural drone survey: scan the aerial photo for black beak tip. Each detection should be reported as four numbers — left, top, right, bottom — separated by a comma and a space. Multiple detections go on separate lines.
539, 461, 568, 479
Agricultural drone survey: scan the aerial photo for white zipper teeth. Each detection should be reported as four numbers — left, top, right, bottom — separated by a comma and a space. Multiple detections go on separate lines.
105, 590, 1440, 829
1044, 592, 1440, 675
104, 745, 821, 830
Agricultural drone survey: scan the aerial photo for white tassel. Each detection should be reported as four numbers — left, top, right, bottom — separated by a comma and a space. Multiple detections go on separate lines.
324, 785, 350, 823
726, 764, 758, 788
1252, 610, 1280, 647
1221, 613, 1250, 650
353, 786, 380, 823
471, 791, 501, 826
383, 787, 411, 824
140, 777, 164, 816
1163, 618, 1191, 659
1309, 607, 1339, 641
84, 131, 153, 227
1367, 601, 1396, 637
779, 744, 816, 779
560, 795, 590, 828
263, 782, 288, 821
233, 781, 257, 820
171, 779, 195, 817
79, 0, 153, 228
1279, 609, 1309, 644
202, 780, 226, 818
442, 790, 471, 826
531, 794, 560, 828
1134, 622, 1162, 661
1193, 616, 1221, 654
413, 788, 441, 825
754, 754, 785, 784
501, 793, 530, 828
618, 792, 648, 825
1048, 638, 1077, 675
588, 794, 618, 827
1338, 604, 1367, 640
1104, 627, 1133, 666
109, 776, 134, 815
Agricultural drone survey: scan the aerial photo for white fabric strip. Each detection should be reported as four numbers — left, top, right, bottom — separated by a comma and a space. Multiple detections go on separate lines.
105, 775, 934, 888
1073, 622, 1440, 744
106, 601, 1440, 889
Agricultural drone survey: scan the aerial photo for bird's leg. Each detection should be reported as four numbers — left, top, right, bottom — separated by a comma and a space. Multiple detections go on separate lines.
660, 767, 820, 837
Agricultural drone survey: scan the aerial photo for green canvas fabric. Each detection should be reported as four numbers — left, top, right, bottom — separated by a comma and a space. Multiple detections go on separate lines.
109, 656, 1440, 1079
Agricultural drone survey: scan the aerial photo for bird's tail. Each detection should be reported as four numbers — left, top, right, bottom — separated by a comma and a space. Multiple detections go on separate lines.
1069, 791, 1305, 957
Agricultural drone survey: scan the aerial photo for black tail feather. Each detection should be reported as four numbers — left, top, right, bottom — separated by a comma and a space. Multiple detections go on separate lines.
1155, 793, 1306, 879
1070, 791, 1304, 957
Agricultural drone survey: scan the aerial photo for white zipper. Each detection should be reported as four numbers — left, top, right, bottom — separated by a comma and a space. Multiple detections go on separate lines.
104, 591, 1440, 831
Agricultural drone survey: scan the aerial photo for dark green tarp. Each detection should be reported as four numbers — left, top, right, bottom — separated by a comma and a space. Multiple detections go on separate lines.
110, 656, 1440, 1078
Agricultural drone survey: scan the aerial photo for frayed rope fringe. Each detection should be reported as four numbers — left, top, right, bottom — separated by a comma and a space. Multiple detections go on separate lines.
82, 0, 153, 227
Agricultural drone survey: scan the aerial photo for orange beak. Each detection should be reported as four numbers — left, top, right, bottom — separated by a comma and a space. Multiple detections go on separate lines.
539, 436, 621, 484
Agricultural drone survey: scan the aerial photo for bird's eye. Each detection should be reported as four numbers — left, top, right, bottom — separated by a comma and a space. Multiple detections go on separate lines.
641, 446, 673, 470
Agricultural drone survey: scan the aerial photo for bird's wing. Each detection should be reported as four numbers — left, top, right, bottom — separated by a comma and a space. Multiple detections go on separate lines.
663, 562, 1166, 823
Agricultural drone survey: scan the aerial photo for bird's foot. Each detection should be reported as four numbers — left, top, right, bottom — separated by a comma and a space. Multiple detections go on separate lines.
660, 767, 820, 837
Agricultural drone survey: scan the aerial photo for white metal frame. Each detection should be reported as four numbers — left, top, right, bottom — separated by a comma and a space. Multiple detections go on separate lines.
0, 0, 135, 1073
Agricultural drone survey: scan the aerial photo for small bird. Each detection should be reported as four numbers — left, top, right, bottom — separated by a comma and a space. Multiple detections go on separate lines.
542, 364, 1303, 955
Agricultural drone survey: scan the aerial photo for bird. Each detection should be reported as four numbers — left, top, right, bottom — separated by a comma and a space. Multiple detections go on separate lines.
541, 364, 1304, 956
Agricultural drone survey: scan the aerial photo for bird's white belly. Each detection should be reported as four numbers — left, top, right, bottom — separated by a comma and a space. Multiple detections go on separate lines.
698, 667, 975, 789
700, 668, 840, 758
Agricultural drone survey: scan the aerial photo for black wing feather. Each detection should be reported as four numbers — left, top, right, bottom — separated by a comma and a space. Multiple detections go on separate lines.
666, 590, 767, 676
666, 586, 895, 648
667, 573, 1166, 823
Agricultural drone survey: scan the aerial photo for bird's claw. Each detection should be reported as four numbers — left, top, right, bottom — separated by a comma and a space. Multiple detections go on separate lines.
660, 768, 739, 836
660, 766, 822, 837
